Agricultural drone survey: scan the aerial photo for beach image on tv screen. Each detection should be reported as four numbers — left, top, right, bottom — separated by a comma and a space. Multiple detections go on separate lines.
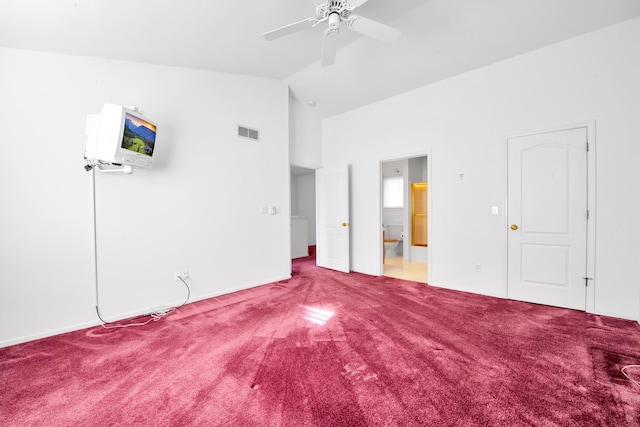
121, 113, 156, 157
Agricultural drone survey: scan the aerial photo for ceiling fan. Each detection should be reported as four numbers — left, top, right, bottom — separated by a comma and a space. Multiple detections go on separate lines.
263, 0, 401, 67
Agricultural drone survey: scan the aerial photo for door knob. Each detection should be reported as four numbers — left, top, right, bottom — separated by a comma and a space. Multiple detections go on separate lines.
342, 222, 349, 227
510, 224, 519, 230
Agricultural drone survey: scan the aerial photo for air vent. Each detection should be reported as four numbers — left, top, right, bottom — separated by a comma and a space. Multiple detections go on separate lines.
238, 125, 260, 141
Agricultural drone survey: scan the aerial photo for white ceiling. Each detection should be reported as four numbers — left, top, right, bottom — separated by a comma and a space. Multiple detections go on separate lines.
1, 0, 639, 118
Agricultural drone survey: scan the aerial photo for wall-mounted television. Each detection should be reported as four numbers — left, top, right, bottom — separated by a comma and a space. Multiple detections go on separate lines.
85, 104, 157, 169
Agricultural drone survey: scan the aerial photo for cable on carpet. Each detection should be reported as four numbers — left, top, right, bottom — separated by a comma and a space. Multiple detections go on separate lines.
621, 365, 640, 390
97, 275, 191, 329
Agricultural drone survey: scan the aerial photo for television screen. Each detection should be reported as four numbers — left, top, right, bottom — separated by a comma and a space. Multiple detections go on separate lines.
121, 112, 156, 157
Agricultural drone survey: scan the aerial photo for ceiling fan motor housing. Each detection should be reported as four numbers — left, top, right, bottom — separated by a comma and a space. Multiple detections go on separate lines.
316, 1, 354, 21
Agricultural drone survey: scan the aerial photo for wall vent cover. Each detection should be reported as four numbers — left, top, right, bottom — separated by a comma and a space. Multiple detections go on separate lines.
238, 125, 260, 141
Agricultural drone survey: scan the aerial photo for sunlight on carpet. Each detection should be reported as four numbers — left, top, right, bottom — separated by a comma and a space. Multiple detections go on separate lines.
1, 256, 640, 426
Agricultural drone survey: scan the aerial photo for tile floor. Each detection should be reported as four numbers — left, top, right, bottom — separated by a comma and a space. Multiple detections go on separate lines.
383, 256, 428, 283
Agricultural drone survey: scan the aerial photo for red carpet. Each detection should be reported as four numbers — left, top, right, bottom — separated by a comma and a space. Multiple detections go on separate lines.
1, 256, 640, 426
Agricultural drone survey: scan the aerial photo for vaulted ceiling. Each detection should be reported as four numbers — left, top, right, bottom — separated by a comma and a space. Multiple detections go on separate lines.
1, 0, 639, 117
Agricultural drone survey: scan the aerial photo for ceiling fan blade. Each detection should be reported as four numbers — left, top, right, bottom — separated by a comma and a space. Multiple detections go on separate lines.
348, 0, 371, 7
348, 15, 401, 43
263, 17, 315, 41
320, 29, 340, 67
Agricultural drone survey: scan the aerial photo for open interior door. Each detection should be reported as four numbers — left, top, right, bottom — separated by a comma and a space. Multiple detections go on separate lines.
316, 164, 350, 273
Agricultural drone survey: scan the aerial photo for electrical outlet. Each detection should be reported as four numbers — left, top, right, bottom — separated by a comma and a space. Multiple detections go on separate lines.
174, 270, 189, 280
475, 263, 481, 272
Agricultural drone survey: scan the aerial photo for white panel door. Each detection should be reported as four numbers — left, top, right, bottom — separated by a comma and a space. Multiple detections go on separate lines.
507, 127, 588, 310
316, 164, 350, 273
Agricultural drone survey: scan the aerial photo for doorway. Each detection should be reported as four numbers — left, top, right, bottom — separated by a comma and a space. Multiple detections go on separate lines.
380, 156, 429, 283
290, 165, 316, 261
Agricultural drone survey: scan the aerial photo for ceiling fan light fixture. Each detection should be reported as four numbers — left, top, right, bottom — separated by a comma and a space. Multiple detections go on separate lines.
327, 12, 341, 34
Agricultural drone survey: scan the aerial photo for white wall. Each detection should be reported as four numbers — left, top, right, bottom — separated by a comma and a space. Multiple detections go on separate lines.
296, 173, 317, 246
290, 172, 316, 246
323, 18, 640, 320
290, 172, 299, 216
0, 48, 290, 346
289, 94, 322, 169
289, 92, 321, 248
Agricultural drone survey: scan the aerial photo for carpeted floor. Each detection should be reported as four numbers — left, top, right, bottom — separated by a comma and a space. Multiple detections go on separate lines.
1, 256, 640, 426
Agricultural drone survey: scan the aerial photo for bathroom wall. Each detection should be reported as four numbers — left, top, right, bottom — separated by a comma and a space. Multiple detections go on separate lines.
381, 160, 406, 242
408, 157, 428, 184
407, 157, 428, 262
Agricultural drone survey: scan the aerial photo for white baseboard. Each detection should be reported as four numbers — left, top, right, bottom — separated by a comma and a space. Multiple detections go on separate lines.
0, 319, 101, 349
0, 274, 292, 349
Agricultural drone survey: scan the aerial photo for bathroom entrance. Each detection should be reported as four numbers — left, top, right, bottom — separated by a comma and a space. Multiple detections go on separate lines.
380, 156, 429, 283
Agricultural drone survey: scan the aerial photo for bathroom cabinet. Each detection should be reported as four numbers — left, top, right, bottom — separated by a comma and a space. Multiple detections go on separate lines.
411, 183, 428, 246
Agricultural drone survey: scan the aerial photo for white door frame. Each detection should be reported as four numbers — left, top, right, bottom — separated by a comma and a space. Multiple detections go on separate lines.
378, 150, 433, 284
505, 120, 596, 313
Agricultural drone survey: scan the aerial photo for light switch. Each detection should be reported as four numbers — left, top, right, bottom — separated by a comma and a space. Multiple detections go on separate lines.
492, 206, 499, 215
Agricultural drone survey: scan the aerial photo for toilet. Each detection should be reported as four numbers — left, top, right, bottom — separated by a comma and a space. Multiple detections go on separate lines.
383, 224, 403, 259
384, 239, 398, 259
